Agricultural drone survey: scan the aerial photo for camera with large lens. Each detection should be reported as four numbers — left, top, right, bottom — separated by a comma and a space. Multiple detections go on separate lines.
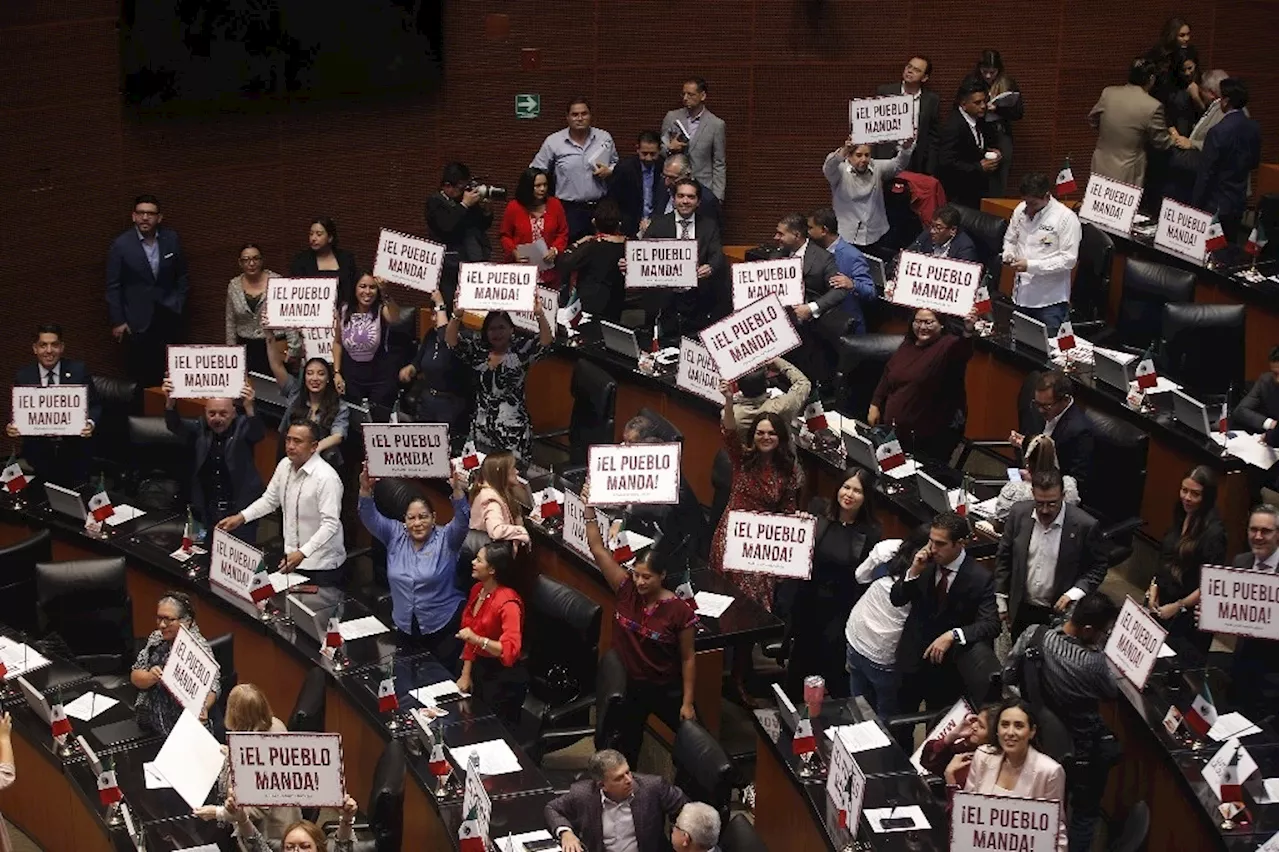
466, 180, 507, 202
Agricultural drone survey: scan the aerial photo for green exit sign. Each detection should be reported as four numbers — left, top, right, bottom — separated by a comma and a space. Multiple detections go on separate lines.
515, 93, 540, 120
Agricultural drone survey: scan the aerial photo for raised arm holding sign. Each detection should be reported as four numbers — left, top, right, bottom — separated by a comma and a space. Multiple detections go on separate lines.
697, 294, 801, 381
363, 423, 451, 478
586, 443, 682, 505
849, 94, 917, 145
228, 731, 346, 808
372, 228, 445, 292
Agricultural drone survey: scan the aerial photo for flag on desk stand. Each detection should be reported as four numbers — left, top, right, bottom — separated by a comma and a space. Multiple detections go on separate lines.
181, 507, 195, 552
1, 454, 28, 494
1205, 215, 1228, 253
50, 693, 72, 740
612, 529, 634, 564
972, 283, 992, 315
1055, 158, 1077, 196
0, 657, 7, 680
377, 667, 399, 713
1055, 321, 1077, 352
458, 803, 486, 852
324, 600, 344, 651
97, 755, 122, 806
87, 476, 114, 522
955, 475, 971, 517
428, 739, 451, 778
1185, 679, 1218, 736
1134, 349, 1159, 391
538, 489, 562, 520
1246, 221, 1268, 257
875, 432, 907, 472
804, 400, 829, 432
651, 318, 661, 355
791, 705, 817, 756
460, 440, 481, 472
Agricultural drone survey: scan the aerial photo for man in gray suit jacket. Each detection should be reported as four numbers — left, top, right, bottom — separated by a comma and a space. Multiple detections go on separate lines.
773, 213, 844, 387
1088, 58, 1171, 187
660, 77, 727, 202
546, 749, 688, 852
995, 469, 1108, 640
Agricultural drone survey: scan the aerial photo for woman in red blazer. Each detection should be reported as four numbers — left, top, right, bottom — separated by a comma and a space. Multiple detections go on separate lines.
501, 168, 568, 288
456, 541, 528, 725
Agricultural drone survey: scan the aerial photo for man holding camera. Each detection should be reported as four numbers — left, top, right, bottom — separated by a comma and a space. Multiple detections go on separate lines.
531, 97, 618, 241
425, 162, 494, 306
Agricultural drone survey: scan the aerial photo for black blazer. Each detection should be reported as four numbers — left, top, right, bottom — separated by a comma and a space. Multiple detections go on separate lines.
15, 361, 102, 424
1193, 110, 1262, 218
994, 503, 1108, 625
874, 84, 941, 174
907, 229, 982, 264
1233, 371, 1278, 434
644, 212, 726, 278
289, 247, 360, 303
424, 192, 494, 266
1019, 402, 1095, 493
890, 551, 1000, 673
808, 497, 882, 598
105, 226, 190, 332
609, 154, 668, 238
800, 241, 841, 301
545, 774, 688, 852
164, 408, 266, 522
935, 108, 995, 210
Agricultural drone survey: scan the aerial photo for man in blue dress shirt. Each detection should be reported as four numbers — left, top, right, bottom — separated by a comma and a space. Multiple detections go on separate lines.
804, 207, 877, 334
532, 97, 619, 240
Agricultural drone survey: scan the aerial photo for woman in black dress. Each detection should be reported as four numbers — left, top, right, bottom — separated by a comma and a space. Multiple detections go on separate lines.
1148, 465, 1227, 655
289, 217, 360, 304
399, 287, 473, 453
555, 199, 627, 322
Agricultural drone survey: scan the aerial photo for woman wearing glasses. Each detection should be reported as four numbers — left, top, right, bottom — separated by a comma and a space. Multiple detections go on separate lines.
868, 306, 978, 464
130, 591, 221, 735
225, 243, 297, 375
228, 794, 359, 852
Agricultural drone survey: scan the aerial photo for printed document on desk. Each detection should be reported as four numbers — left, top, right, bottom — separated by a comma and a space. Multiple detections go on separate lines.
450, 739, 522, 775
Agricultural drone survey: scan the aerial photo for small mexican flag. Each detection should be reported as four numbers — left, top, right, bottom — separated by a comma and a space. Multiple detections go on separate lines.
460, 440, 481, 471
249, 559, 274, 604
1246, 221, 1268, 256
804, 400, 829, 432
50, 698, 72, 739
1184, 679, 1218, 736
875, 433, 907, 472
791, 705, 817, 755
181, 508, 195, 552
1134, 352, 1159, 391
1055, 158, 1077, 196
1219, 746, 1245, 803
972, 284, 992, 315
377, 669, 399, 713
458, 803, 486, 852
97, 757, 123, 806
651, 320, 661, 354
88, 477, 114, 522
538, 490, 562, 519
1055, 321, 1077, 352
1, 455, 28, 494
428, 740, 451, 777
611, 530, 634, 563
325, 600, 344, 650
1218, 401, 1230, 435
1205, 215, 1228, 252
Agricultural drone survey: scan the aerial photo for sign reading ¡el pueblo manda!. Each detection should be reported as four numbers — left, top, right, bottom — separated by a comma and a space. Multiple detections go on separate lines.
372, 228, 444, 293
887, 251, 982, 317
456, 263, 537, 312
302, 326, 334, 362
1078, 173, 1142, 235
731, 257, 804, 310
511, 285, 559, 334
676, 336, 723, 403
849, 94, 916, 145
1198, 564, 1280, 641
1104, 597, 1168, 689
625, 239, 698, 290
698, 294, 801, 382
586, 443, 682, 506
11, 386, 87, 436
1154, 197, 1213, 263
723, 511, 816, 579
209, 527, 264, 602
228, 731, 346, 808
363, 423, 451, 479
950, 791, 1061, 852
265, 278, 337, 329
911, 697, 973, 774
160, 624, 217, 712
826, 724, 867, 834
166, 345, 246, 399
561, 488, 593, 560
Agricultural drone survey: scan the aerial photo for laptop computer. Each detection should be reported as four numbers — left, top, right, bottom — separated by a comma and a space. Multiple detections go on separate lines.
865, 256, 887, 291
600, 320, 643, 361
1093, 348, 1135, 392
1170, 388, 1213, 437
916, 471, 956, 515
842, 426, 879, 472
286, 594, 331, 644
1011, 311, 1050, 355
43, 482, 87, 521
17, 676, 52, 725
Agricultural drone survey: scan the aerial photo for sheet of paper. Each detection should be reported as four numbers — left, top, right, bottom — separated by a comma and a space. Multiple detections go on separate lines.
410, 680, 470, 703
864, 805, 931, 832
496, 830, 556, 852
337, 615, 390, 642
693, 591, 734, 618
1158, 643, 1176, 658
824, 720, 892, 753
0, 638, 52, 679
151, 711, 225, 809
449, 739, 522, 776
1211, 433, 1280, 470
173, 846, 220, 852
883, 459, 920, 480
1093, 345, 1136, 365
1208, 711, 1263, 742
1258, 778, 1280, 805
104, 504, 146, 527
269, 571, 311, 594
143, 761, 173, 790
1128, 377, 1181, 395
62, 691, 120, 721
990, 90, 1021, 107
515, 238, 551, 271
169, 546, 207, 562
1257, 831, 1279, 852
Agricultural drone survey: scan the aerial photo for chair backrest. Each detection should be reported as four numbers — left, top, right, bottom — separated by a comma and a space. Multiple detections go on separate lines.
836, 333, 902, 417
708, 449, 733, 540
385, 307, 420, 368
373, 478, 422, 521
368, 739, 407, 852
955, 641, 1003, 707
0, 529, 51, 636
90, 375, 140, 459
951, 204, 1009, 284
636, 407, 683, 443
288, 667, 328, 733
569, 360, 618, 465
1014, 370, 1048, 439
1116, 258, 1196, 350
524, 576, 602, 708
35, 557, 131, 674
1029, 704, 1075, 769
593, 649, 629, 753
1074, 224, 1114, 322
673, 720, 739, 817
127, 415, 191, 508
1161, 303, 1246, 399
719, 813, 769, 852
207, 633, 237, 739
1078, 407, 1148, 524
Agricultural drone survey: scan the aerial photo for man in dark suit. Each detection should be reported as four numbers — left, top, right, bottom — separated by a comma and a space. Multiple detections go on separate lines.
162, 378, 265, 543
1229, 505, 1278, 717
874, 56, 940, 174
105, 195, 189, 387
935, 78, 1002, 211
638, 178, 726, 333
994, 470, 1109, 640
891, 511, 1000, 719
905, 203, 982, 262
1232, 347, 1278, 434
425, 162, 494, 306
609, 131, 666, 238
7, 324, 99, 487
1010, 371, 1095, 495
774, 213, 843, 386
1193, 78, 1262, 243
545, 749, 688, 852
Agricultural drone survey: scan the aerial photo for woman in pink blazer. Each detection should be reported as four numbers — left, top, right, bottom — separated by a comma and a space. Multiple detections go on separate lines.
500, 168, 568, 289
469, 451, 531, 545
946, 699, 1068, 852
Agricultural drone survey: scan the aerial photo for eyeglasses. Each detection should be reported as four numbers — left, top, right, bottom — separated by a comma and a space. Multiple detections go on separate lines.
283, 843, 317, 852
913, 319, 939, 327
1033, 499, 1062, 509
134, 210, 159, 218
928, 222, 952, 232
239, 256, 263, 264
156, 615, 181, 625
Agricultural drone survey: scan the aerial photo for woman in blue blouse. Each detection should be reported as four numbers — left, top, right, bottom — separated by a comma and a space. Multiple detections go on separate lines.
356, 462, 471, 670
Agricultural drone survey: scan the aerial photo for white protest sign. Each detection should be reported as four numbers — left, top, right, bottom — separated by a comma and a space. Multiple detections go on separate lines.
951, 791, 1061, 852
457, 263, 537, 312
562, 488, 593, 560
166, 345, 246, 399
462, 753, 493, 847
511, 286, 559, 334
1154, 197, 1212, 263
372, 228, 444, 292
826, 725, 867, 834
1199, 564, 1279, 641
887, 251, 982, 317
228, 731, 346, 808
265, 278, 337, 329
626, 239, 698, 290
698, 294, 801, 382
731, 257, 804, 310
11, 386, 87, 437
723, 511, 816, 579
676, 336, 723, 404
1104, 597, 1168, 689
209, 528, 263, 602
363, 423, 451, 478
1078, 174, 1142, 235
587, 443, 682, 505
911, 697, 974, 774
160, 625, 218, 713
302, 326, 335, 362
849, 94, 916, 144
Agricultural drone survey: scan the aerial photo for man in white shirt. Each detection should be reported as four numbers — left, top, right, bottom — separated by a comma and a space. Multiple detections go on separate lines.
1002, 172, 1082, 335
218, 418, 346, 584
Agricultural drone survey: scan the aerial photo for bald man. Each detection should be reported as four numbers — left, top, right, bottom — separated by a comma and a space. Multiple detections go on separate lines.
163, 380, 265, 543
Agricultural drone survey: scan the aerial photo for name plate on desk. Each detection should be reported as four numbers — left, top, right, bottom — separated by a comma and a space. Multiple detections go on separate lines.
731, 257, 803, 310
698, 294, 801, 382
160, 625, 217, 712
1079, 173, 1142, 235
676, 336, 723, 403
849, 94, 916, 144
11, 385, 87, 436
587, 443, 681, 505
626, 239, 697, 289
723, 510, 815, 579
372, 228, 444, 292
1154, 198, 1212, 263
1104, 597, 1168, 689
228, 731, 346, 808
886, 251, 982, 317
951, 791, 1061, 852
167, 345, 246, 399
265, 278, 337, 329
457, 263, 537, 312
363, 423, 451, 478
1199, 563, 1280, 641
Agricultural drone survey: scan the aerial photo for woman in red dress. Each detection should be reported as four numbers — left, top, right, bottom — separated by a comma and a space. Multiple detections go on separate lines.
500, 167, 568, 290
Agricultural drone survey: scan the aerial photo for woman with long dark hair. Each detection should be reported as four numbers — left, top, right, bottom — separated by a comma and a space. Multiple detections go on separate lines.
456, 541, 528, 724
266, 341, 349, 458
225, 243, 297, 375
331, 273, 402, 408
289, 217, 360, 303
501, 167, 569, 289
1149, 465, 1227, 653
973, 49, 1023, 197
469, 450, 530, 545
555, 199, 628, 320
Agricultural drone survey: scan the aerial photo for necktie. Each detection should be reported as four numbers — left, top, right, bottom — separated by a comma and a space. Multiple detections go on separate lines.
679, 219, 692, 239
935, 567, 950, 606
45, 370, 55, 387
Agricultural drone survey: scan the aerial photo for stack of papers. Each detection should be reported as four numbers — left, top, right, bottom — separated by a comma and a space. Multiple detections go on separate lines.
1208, 712, 1263, 742
496, 831, 556, 852
270, 571, 311, 593
693, 591, 734, 618
449, 739, 522, 775
63, 692, 119, 721
864, 805, 931, 833
0, 638, 51, 680
410, 680, 469, 703
1210, 432, 1278, 470
337, 616, 390, 642
882, 459, 921, 480
824, 720, 892, 753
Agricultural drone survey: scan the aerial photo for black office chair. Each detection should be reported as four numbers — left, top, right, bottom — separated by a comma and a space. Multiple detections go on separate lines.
288, 667, 328, 733
951, 204, 1009, 285
1259, 193, 1278, 265
956, 642, 1002, 707
0, 529, 51, 636
208, 633, 237, 740
719, 813, 769, 852
34, 557, 132, 684
1094, 257, 1195, 352
385, 307, 419, 371
1160, 303, 1246, 400
533, 648, 628, 771
533, 359, 618, 470
126, 415, 189, 512
955, 370, 1041, 480
1077, 408, 1148, 568
636, 406, 683, 443
364, 477, 421, 609
1028, 703, 1075, 770
329, 739, 405, 852
835, 333, 902, 419
673, 720, 741, 822
707, 449, 733, 552
90, 375, 140, 486
1071, 223, 1114, 328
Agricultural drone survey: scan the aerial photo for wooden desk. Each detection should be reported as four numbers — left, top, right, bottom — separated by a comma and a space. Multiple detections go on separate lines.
0, 730, 114, 852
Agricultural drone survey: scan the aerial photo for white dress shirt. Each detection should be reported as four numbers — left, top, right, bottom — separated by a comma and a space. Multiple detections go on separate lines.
1025, 505, 1065, 606
42, 361, 61, 386
1002, 197, 1082, 308
241, 453, 345, 573
1042, 398, 1073, 437
600, 790, 639, 852
960, 109, 983, 147
901, 84, 922, 132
